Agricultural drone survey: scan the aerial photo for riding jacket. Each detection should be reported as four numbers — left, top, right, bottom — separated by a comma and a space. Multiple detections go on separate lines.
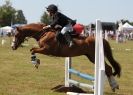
50, 12, 76, 28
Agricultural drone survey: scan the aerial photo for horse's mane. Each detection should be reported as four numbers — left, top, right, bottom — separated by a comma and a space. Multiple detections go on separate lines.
17, 23, 89, 41
22, 23, 46, 29
16, 23, 48, 34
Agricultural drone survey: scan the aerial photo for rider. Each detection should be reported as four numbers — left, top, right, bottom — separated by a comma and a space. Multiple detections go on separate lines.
43, 4, 76, 47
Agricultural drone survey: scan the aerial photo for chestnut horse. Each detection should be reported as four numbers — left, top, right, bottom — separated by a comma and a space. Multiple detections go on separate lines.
11, 23, 121, 92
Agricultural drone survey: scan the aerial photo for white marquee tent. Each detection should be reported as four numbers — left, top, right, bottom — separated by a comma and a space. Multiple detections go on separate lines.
0, 26, 13, 36
122, 22, 133, 31
0, 26, 13, 32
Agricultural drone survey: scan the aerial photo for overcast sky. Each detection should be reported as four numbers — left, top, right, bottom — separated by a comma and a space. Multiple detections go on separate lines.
0, 0, 133, 25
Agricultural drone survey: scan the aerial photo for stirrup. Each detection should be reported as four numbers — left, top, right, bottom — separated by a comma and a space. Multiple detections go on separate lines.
69, 41, 73, 47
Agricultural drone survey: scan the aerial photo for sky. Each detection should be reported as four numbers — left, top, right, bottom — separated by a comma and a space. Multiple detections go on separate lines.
0, 0, 133, 25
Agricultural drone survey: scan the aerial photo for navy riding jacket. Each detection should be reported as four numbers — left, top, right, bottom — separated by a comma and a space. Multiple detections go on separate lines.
50, 12, 76, 28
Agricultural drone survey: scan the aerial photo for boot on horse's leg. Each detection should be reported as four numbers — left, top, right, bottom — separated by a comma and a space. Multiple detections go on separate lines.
107, 75, 119, 92
31, 52, 40, 69
105, 63, 119, 92
64, 32, 74, 47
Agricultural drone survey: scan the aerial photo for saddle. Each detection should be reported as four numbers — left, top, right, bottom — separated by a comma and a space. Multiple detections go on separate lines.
56, 30, 82, 46
43, 24, 84, 46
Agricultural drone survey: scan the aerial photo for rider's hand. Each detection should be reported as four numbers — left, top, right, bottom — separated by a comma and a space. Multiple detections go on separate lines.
43, 25, 51, 30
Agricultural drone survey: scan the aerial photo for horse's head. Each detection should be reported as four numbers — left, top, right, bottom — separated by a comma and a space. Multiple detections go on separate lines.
11, 23, 56, 50
11, 27, 26, 50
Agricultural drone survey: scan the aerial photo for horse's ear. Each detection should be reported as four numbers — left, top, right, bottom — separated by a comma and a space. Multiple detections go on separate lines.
16, 27, 21, 32
16, 27, 19, 30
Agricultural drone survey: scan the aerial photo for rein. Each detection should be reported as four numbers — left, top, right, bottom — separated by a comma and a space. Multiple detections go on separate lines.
32, 28, 57, 41
32, 29, 48, 41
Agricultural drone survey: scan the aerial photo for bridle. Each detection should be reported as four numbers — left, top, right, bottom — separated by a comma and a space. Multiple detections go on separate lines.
31, 28, 50, 41
32, 28, 56, 41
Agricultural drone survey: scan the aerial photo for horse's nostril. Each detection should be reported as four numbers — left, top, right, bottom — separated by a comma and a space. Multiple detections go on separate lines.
12, 46, 16, 50
11, 43, 14, 47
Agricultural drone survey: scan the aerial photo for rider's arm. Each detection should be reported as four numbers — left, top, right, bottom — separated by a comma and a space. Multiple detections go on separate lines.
50, 12, 60, 28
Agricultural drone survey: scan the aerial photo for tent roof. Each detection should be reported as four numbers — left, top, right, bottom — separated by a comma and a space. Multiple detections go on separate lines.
11, 24, 25, 28
1, 26, 13, 30
0, 26, 13, 32
122, 23, 133, 31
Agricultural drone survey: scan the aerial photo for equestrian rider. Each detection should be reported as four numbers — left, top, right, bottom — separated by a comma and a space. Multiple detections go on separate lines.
43, 4, 76, 47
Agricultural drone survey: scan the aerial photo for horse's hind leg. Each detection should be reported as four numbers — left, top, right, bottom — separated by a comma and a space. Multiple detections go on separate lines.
103, 39, 121, 91
85, 54, 113, 76
105, 62, 119, 92
85, 54, 119, 92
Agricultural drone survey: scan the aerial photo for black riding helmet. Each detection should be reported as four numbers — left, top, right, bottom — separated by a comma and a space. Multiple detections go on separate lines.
46, 4, 58, 13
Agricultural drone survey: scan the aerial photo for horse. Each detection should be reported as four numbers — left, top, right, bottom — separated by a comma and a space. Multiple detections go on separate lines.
11, 23, 121, 92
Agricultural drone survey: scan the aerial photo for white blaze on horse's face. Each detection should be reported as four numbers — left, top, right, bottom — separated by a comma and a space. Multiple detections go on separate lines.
11, 37, 15, 47
11, 33, 18, 50
11, 28, 23, 50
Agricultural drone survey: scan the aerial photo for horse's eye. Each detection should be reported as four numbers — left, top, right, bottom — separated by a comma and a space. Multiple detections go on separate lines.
15, 33, 20, 37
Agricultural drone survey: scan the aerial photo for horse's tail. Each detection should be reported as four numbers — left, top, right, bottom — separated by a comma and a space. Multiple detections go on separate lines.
104, 39, 121, 77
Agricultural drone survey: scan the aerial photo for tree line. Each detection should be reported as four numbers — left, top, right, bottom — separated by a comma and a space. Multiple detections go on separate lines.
0, 0, 27, 27
0, 0, 51, 27
0, 0, 133, 27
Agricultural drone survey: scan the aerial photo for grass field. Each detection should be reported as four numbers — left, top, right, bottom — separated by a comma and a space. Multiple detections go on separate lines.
0, 37, 133, 95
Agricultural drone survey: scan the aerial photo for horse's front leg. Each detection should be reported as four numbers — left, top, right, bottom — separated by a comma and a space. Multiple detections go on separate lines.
30, 47, 45, 54
30, 46, 48, 69
30, 47, 45, 69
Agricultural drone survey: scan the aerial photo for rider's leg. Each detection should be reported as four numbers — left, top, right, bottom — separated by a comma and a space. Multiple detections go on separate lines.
61, 24, 74, 47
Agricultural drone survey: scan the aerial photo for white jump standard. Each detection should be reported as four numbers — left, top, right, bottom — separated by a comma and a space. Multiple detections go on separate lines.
65, 20, 105, 95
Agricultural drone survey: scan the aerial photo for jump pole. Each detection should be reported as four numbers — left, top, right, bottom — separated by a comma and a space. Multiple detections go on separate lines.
65, 57, 72, 87
65, 19, 105, 95
94, 19, 105, 95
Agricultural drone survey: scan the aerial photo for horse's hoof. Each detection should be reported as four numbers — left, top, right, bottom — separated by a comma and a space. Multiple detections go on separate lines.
116, 85, 119, 89
112, 88, 115, 92
35, 59, 40, 69
112, 85, 119, 92
30, 48, 33, 51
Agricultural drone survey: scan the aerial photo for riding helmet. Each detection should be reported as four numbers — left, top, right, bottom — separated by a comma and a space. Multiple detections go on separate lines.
46, 4, 58, 13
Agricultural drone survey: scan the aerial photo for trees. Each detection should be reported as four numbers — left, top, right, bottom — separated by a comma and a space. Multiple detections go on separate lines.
40, 12, 51, 24
0, 0, 15, 26
0, 0, 27, 27
14, 10, 27, 24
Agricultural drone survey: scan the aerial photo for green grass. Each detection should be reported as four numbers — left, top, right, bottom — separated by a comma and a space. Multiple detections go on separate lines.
0, 37, 133, 95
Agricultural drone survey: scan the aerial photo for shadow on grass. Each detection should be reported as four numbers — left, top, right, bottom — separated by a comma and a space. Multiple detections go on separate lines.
51, 85, 93, 94
104, 91, 125, 95
52, 85, 124, 95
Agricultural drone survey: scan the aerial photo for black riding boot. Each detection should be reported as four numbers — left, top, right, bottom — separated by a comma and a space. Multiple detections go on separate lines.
56, 32, 67, 45
64, 32, 73, 47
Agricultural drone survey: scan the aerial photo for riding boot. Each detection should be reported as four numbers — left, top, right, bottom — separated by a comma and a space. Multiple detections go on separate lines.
56, 32, 64, 44
64, 32, 74, 47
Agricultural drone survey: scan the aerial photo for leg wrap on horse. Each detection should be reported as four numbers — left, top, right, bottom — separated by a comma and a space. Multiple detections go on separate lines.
107, 75, 119, 92
31, 53, 40, 69
31, 53, 37, 62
